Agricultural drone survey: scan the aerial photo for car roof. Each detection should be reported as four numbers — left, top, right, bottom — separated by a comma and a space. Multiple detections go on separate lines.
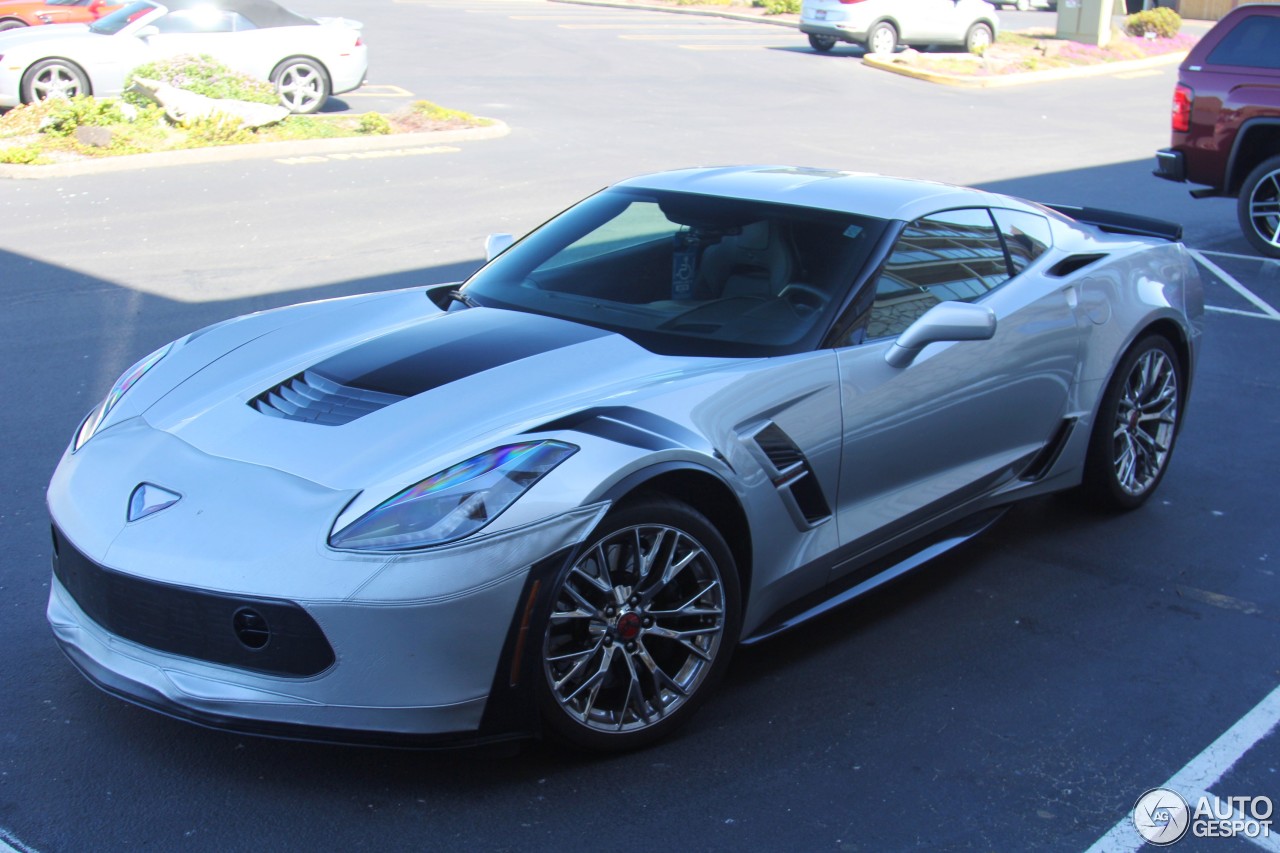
615, 166, 1040, 223
154, 0, 313, 27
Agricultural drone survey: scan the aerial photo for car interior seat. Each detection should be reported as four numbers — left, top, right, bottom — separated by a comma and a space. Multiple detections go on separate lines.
699, 220, 794, 299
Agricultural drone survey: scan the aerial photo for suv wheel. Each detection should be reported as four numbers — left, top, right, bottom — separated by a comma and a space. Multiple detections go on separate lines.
1238, 154, 1280, 259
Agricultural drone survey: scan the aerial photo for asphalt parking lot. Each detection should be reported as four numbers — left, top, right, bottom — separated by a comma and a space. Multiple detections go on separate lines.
1, 1, 1278, 850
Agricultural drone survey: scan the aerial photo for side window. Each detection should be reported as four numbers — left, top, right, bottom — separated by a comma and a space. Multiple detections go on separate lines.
992, 209, 1052, 274
1205, 16, 1280, 70
153, 9, 250, 33
865, 208, 1008, 340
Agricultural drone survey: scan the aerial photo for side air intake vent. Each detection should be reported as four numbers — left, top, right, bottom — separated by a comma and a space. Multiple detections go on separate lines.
251, 370, 405, 426
746, 423, 831, 529
1047, 254, 1106, 277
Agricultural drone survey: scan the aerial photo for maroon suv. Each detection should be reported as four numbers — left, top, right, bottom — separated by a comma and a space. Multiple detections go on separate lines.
1154, 4, 1280, 258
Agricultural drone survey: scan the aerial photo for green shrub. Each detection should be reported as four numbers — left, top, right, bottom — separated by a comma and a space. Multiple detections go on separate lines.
181, 112, 252, 146
1124, 7, 1181, 38
124, 54, 278, 107
358, 111, 392, 135
0, 145, 46, 165
38, 96, 129, 137
759, 0, 799, 12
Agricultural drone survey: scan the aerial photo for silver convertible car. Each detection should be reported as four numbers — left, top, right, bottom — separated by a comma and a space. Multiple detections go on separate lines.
0, 0, 366, 113
47, 167, 1203, 751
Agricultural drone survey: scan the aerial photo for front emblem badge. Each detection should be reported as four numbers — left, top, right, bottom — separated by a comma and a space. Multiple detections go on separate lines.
127, 483, 181, 522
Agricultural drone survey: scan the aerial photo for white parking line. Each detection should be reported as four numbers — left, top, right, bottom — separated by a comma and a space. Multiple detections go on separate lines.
1085, 682, 1280, 852
0, 826, 38, 853
1190, 248, 1280, 321
1201, 248, 1280, 265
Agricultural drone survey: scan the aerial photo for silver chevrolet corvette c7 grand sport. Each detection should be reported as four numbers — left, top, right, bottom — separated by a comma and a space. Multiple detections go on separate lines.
47, 167, 1203, 751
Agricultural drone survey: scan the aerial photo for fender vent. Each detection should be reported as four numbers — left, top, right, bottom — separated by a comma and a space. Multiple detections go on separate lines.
251, 370, 405, 426
749, 423, 831, 528
1047, 253, 1106, 277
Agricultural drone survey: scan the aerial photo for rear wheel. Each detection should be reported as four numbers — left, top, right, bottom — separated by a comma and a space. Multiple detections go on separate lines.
270, 56, 330, 114
965, 22, 994, 53
1081, 335, 1183, 511
21, 58, 90, 103
536, 496, 740, 751
808, 33, 837, 52
0, 18, 27, 31
866, 21, 897, 54
1237, 154, 1280, 259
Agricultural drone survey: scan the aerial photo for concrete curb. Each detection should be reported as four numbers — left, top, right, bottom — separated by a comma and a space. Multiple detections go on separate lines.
550, 0, 799, 28
0, 119, 509, 180
862, 48, 1188, 88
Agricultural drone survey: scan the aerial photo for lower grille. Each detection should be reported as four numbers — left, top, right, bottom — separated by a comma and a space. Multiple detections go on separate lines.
51, 525, 335, 678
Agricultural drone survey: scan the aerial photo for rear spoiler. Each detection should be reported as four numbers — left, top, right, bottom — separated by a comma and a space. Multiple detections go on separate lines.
1044, 204, 1183, 242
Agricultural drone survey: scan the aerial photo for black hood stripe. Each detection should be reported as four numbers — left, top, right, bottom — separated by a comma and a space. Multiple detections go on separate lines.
312, 308, 610, 398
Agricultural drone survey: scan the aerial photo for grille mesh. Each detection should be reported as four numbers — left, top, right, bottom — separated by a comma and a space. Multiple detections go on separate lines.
251, 370, 404, 426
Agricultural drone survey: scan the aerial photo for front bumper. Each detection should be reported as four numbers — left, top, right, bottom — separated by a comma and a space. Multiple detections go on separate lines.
46, 418, 607, 742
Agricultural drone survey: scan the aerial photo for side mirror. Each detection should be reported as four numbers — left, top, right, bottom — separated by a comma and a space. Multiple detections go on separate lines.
484, 233, 515, 261
135, 24, 159, 37
884, 301, 996, 368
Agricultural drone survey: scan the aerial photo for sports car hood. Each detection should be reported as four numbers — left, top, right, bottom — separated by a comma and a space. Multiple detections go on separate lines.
0, 22, 91, 50
136, 291, 733, 491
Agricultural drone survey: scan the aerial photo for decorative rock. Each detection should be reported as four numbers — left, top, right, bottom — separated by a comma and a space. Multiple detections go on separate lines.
128, 77, 289, 128
74, 125, 113, 148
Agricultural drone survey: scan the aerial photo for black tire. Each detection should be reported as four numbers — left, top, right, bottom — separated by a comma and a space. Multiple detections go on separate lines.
965, 22, 994, 53
1236, 154, 1280, 259
865, 21, 897, 54
536, 495, 741, 752
0, 19, 28, 31
1080, 335, 1183, 511
20, 58, 90, 104
270, 56, 330, 114
808, 33, 837, 52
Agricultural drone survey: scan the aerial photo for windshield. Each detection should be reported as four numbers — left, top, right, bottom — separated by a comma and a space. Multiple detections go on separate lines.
462, 187, 887, 357
90, 0, 157, 34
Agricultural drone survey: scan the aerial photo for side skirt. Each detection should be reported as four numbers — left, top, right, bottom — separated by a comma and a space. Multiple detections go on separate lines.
740, 507, 1007, 646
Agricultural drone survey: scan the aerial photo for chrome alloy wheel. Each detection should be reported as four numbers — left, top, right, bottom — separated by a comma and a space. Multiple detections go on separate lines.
1112, 347, 1179, 496
543, 523, 728, 735
28, 62, 86, 101
1244, 165, 1280, 255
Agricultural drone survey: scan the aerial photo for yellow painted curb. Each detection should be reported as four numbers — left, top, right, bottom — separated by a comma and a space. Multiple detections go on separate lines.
0, 119, 509, 180
862, 49, 1188, 88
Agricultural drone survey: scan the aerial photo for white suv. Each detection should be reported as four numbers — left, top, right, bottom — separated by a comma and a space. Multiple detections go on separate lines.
800, 0, 999, 54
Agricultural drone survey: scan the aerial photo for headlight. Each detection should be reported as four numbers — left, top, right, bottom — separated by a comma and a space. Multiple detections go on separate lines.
329, 440, 578, 552
73, 342, 173, 452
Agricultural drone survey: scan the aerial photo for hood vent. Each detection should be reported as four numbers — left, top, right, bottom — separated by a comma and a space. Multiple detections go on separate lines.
251, 370, 405, 426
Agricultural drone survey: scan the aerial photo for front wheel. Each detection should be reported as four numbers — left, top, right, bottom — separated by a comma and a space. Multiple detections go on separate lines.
271, 56, 330, 114
536, 496, 741, 751
0, 19, 28, 31
21, 58, 90, 103
965, 22, 994, 53
1237, 154, 1280, 259
808, 33, 837, 52
1081, 335, 1183, 511
866, 21, 897, 54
